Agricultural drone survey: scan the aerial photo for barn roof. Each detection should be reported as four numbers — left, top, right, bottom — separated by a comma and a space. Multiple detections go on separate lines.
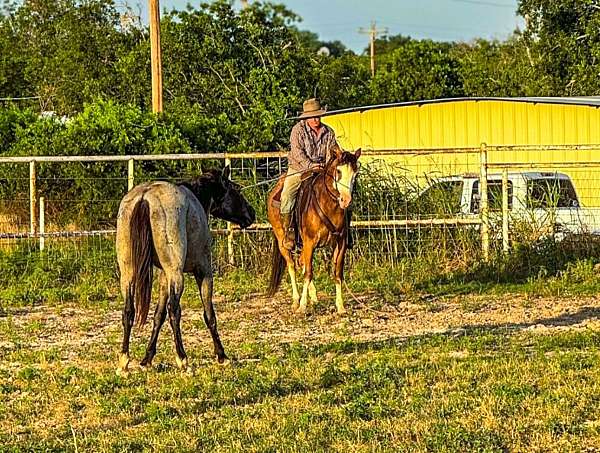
323, 97, 600, 117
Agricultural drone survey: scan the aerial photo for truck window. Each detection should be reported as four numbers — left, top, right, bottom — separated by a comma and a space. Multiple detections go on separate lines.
471, 180, 513, 213
417, 180, 464, 216
526, 179, 579, 208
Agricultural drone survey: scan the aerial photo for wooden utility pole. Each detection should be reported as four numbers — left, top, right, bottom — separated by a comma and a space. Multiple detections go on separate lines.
149, 0, 163, 113
358, 21, 388, 77
240, 0, 249, 8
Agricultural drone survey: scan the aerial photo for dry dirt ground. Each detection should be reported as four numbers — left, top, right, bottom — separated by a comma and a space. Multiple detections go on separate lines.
3, 291, 600, 362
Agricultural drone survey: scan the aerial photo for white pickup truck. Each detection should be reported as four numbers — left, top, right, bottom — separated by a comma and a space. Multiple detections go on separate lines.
415, 172, 600, 237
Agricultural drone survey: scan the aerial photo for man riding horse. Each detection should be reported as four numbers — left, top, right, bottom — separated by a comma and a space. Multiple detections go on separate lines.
280, 98, 352, 250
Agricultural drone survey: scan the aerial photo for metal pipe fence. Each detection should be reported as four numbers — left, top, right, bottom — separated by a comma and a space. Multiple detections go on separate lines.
2, 144, 600, 272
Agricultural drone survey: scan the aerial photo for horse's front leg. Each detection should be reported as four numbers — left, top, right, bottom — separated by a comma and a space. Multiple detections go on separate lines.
193, 265, 227, 363
277, 243, 300, 309
333, 237, 348, 314
140, 270, 168, 369
299, 239, 317, 313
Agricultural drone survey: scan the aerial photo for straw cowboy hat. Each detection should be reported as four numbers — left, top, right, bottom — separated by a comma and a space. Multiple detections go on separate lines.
298, 98, 327, 119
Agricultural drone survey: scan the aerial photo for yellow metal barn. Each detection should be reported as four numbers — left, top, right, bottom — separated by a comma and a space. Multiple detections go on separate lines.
323, 97, 600, 208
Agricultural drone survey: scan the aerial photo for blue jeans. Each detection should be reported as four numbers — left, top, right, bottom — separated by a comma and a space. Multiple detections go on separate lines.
280, 172, 303, 214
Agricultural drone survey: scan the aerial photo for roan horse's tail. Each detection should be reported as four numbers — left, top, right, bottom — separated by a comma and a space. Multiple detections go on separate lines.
130, 199, 153, 326
267, 235, 285, 296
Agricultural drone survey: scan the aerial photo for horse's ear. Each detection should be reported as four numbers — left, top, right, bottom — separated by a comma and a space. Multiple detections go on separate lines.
355, 148, 362, 159
221, 165, 231, 181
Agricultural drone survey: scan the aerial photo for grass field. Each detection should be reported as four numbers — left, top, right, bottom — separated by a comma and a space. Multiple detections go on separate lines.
3, 288, 600, 452
3, 239, 600, 451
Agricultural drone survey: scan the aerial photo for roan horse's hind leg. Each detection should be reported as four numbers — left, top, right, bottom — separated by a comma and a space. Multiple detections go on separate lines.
164, 272, 189, 371
117, 281, 135, 376
140, 270, 169, 368
193, 265, 227, 363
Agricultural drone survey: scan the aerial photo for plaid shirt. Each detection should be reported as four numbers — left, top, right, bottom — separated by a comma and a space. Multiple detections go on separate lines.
288, 121, 339, 172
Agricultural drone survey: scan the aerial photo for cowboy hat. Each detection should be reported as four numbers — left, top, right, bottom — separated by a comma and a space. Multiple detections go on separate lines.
298, 98, 327, 119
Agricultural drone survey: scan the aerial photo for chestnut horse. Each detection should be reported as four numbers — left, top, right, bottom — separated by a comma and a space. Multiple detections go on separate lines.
116, 167, 255, 375
267, 148, 361, 313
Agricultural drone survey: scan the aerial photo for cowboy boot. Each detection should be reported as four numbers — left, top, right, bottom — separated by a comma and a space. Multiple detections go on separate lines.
280, 213, 295, 250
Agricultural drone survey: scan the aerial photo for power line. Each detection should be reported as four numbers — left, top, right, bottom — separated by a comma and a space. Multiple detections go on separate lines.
450, 0, 516, 7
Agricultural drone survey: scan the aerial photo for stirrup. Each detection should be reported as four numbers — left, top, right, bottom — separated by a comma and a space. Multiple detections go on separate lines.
283, 231, 295, 250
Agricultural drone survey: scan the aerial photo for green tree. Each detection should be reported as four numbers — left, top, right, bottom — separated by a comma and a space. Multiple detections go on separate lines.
159, 1, 319, 150
1, 0, 146, 113
454, 36, 540, 97
518, 0, 600, 95
369, 39, 463, 103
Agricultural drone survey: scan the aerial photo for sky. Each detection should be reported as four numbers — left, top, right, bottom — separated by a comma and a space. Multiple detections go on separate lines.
129, 0, 523, 53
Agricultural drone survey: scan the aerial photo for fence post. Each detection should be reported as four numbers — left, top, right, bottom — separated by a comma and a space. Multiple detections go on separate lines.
39, 196, 45, 251
480, 143, 489, 261
128, 158, 134, 191
502, 168, 509, 253
29, 160, 37, 236
225, 157, 234, 265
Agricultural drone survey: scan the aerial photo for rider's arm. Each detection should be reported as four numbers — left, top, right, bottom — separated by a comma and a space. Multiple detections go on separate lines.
289, 124, 313, 170
325, 128, 341, 162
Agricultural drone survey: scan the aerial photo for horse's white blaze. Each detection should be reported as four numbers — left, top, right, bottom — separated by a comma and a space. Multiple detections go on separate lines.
336, 163, 357, 209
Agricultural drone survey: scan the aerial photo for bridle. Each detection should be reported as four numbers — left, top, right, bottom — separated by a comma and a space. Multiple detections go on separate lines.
307, 154, 358, 237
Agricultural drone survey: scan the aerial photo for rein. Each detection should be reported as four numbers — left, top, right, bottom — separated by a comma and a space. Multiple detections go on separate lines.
307, 159, 346, 236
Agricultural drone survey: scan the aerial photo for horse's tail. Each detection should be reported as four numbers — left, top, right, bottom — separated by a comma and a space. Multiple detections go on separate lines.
130, 198, 153, 327
267, 235, 285, 297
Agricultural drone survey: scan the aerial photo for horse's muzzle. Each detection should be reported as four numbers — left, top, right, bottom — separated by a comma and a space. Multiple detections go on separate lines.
241, 206, 256, 229
338, 194, 352, 210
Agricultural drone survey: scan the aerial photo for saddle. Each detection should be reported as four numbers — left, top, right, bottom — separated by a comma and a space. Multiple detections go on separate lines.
271, 171, 321, 250
274, 170, 351, 250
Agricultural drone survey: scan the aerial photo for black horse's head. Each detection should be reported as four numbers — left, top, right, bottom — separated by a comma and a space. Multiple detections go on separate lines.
211, 166, 255, 228
186, 167, 255, 228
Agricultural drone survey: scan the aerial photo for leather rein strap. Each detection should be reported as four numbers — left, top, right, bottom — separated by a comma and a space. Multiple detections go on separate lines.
306, 168, 345, 237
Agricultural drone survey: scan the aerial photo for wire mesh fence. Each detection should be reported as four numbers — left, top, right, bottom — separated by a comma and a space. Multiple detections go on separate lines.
2, 145, 600, 279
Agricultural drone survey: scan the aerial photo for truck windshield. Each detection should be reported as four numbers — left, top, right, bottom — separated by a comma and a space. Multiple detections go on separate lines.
471, 180, 513, 213
417, 180, 464, 216
526, 179, 579, 208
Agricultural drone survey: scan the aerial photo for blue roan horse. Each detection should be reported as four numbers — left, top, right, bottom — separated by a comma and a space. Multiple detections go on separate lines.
115, 167, 255, 375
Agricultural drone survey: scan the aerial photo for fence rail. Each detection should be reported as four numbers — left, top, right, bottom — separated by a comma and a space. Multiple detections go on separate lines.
3, 143, 600, 266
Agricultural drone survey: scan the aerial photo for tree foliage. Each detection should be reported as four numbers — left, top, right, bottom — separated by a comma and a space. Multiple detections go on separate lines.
1, 0, 600, 154
518, 0, 600, 95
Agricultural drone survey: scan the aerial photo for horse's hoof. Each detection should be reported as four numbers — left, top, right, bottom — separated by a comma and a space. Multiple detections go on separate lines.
116, 367, 129, 378
217, 355, 230, 365
337, 309, 347, 315
292, 302, 299, 311
139, 358, 152, 369
176, 356, 189, 371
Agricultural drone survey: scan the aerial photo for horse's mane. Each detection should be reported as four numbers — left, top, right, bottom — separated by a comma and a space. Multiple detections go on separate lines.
330, 150, 359, 170
178, 170, 222, 210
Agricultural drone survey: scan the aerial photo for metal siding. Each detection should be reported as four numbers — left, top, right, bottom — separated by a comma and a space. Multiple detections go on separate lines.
324, 100, 600, 206
325, 100, 600, 149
